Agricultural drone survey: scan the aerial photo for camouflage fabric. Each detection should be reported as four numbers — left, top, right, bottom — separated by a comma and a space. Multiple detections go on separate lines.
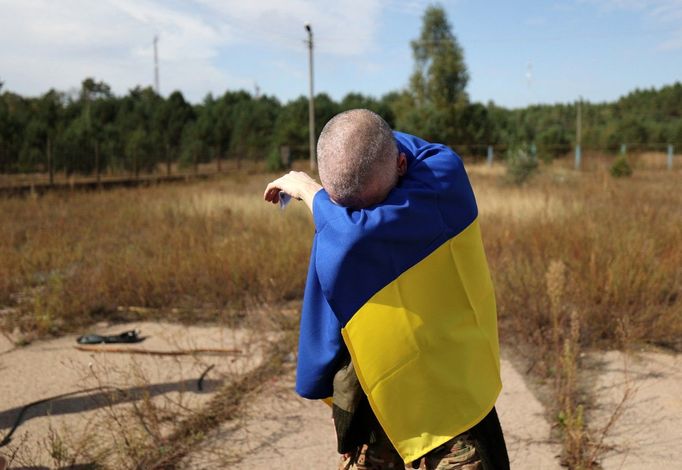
338, 432, 482, 470
422, 433, 481, 470
339, 438, 405, 470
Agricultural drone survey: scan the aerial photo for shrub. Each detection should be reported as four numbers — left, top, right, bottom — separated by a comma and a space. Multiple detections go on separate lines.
505, 145, 539, 185
610, 155, 633, 178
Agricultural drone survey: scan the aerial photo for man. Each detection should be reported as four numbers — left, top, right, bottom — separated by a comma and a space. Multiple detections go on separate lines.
264, 109, 508, 469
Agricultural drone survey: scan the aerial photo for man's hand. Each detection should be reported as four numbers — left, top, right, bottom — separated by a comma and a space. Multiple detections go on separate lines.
263, 171, 322, 212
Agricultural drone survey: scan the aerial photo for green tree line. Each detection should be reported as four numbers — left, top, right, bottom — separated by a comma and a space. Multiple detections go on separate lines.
1, 5, 681, 177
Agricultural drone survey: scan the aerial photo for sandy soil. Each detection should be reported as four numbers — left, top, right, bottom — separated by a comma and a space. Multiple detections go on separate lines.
7, 326, 678, 470
184, 349, 563, 469
0, 322, 269, 467
587, 349, 682, 470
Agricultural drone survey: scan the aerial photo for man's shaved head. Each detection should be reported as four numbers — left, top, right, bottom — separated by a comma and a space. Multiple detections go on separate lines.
317, 109, 399, 208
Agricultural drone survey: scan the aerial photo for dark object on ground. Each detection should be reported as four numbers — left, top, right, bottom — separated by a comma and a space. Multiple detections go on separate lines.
76, 329, 143, 344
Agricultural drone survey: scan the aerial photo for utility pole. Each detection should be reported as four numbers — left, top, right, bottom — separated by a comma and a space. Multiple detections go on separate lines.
575, 96, 582, 170
153, 35, 160, 94
305, 23, 316, 171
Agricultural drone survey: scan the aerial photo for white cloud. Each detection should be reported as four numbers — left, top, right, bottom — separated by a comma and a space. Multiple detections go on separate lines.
582, 0, 682, 50
0, 0, 384, 100
195, 0, 383, 56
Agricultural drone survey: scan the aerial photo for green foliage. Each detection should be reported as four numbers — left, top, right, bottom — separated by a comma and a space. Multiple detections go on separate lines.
400, 5, 471, 145
410, 5, 468, 109
266, 146, 283, 172
506, 145, 539, 185
271, 96, 309, 160
610, 154, 633, 178
157, 90, 194, 173
1, 27, 682, 177
536, 124, 571, 162
230, 95, 280, 162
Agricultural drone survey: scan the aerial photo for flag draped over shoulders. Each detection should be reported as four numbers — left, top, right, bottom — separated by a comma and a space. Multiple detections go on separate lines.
297, 131, 502, 463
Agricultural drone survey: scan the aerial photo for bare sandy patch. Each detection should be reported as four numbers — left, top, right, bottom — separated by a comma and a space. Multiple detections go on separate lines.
0, 321, 270, 467
587, 350, 682, 470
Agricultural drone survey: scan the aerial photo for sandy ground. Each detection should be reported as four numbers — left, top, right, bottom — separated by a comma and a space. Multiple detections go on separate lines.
587, 350, 682, 470
0, 322, 269, 468
4, 324, 679, 470
184, 349, 563, 469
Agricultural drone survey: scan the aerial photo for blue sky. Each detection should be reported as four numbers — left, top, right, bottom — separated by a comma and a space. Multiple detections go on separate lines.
1, 0, 680, 108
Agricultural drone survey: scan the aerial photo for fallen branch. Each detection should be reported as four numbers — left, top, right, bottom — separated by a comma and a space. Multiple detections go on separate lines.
74, 345, 242, 356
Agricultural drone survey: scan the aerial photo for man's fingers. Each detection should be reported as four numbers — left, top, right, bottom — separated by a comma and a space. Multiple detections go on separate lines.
264, 171, 318, 205
264, 180, 282, 201
264, 185, 281, 203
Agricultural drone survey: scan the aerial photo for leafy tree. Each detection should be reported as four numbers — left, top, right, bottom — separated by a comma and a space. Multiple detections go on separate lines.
37, 90, 62, 182
401, 4, 470, 144
230, 94, 280, 164
82, 79, 116, 179
180, 121, 207, 174
191, 94, 218, 167
410, 4, 468, 109
0, 93, 10, 173
214, 90, 252, 168
157, 90, 194, 175
117, 86, 162, 175
271, 96, 309, 160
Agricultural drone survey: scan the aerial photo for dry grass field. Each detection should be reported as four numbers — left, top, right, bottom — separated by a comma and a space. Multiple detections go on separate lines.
1, 161, 680, 467
471, 163, 681, 351
0, 172, 312, 339
2, 162, 678, 348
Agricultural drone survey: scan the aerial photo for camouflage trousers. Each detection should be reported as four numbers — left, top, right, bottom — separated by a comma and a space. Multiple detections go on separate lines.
339, 432, 481, 470
338, 406, 509, 470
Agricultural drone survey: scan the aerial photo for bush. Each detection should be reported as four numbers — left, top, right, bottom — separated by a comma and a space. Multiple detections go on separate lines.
609, 155, 632, 178
610, 154, 633, 178
266, 147, 283, 172
506, 145, 539, 185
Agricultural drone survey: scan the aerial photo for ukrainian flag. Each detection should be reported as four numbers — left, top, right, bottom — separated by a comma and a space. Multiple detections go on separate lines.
296, 131, 501, 463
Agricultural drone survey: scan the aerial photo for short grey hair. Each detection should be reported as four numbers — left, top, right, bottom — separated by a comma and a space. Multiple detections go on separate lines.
317, 109, 398, 208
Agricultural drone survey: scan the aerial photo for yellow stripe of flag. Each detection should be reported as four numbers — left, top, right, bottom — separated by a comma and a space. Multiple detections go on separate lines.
341, 218, 501, 463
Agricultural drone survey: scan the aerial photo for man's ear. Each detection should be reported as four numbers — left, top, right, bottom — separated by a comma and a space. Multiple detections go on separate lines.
397, 152, 407, 176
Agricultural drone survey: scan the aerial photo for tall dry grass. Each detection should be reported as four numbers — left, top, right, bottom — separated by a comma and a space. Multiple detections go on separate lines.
1, 165, 679, 348
0, 174, 312, 336
473, 166, 682, 354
